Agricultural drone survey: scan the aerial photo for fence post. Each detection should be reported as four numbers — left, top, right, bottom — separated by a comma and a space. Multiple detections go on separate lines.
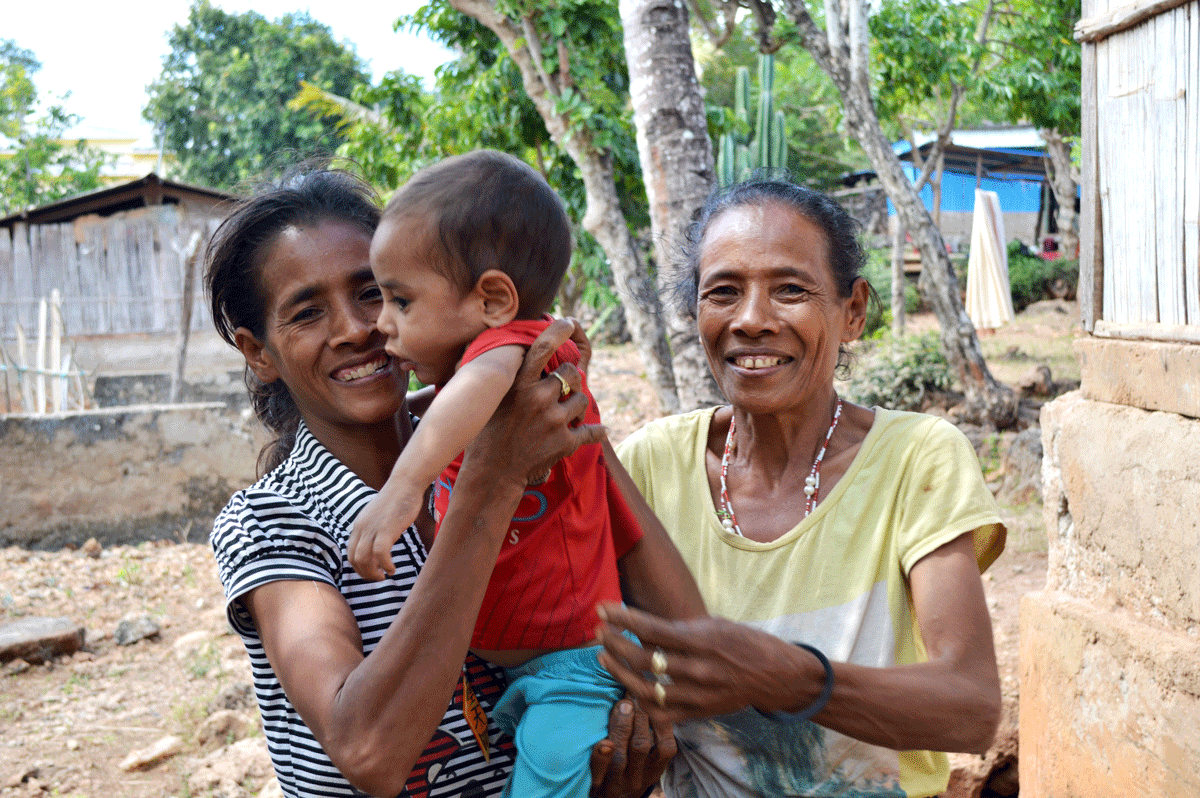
170, 230, 203, 403
50, 289, 64, 412
35, 298, 47, 413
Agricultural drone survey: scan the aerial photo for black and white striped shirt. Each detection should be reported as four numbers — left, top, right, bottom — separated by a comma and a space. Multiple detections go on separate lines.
210, 421, 516, 798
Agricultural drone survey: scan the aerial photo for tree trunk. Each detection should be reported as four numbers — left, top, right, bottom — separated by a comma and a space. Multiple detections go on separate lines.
890, 222, 907, 337
781, 0, 1017, 428
448, 0, 679, 413
619, 0, 722, 410
1041, 128, 1079, 260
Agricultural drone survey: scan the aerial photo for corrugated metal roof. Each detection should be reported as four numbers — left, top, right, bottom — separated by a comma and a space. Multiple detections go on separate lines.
892, 126, 1048, 180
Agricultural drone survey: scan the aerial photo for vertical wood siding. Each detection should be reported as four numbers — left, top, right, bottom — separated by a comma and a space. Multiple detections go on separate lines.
1091, 0, 1199, 327
0, 205, 223, 341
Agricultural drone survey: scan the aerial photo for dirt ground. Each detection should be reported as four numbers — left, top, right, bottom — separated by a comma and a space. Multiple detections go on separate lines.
0, 302, 1080, 797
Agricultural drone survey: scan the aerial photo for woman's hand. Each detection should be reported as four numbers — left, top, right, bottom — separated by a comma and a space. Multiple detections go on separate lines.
464, 318, 604, 488
595, 604, 826, 725
599, 534, 1002, 754
565, 316, 592, 376
589, 698, 675, 798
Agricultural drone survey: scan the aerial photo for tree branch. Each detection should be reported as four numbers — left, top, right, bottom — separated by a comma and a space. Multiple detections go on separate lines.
778, 0, 837, 80
687, 0, 739, 48
520, 15, 560, 99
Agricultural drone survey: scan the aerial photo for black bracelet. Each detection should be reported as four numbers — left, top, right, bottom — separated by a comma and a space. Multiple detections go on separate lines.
754, 642, 835, 723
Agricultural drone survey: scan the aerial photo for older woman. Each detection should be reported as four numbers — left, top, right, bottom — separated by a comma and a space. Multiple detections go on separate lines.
205, 168, 671, 798
598, 177, 1005, 798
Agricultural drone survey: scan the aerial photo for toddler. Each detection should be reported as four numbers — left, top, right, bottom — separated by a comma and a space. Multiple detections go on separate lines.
350, 149, 704, 798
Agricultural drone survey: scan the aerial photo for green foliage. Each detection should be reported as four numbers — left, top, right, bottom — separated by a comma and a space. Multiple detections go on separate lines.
292, 1, 641, 323
0, 40, 108, 214
0, 40, 38, 139
144, 1, 370, 190
860, 248, 922, 331
980, 0, 1082, 134
1005, 240, 1079, 311
844, 332, 953, 411
871, 0, 983, 129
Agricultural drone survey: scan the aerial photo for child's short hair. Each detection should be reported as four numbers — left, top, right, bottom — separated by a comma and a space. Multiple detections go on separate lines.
383, 149, 572, 318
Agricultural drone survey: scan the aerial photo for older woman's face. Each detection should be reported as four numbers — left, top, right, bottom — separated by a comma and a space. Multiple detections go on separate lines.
696, 201, 864, 415
241, 221, 405, 433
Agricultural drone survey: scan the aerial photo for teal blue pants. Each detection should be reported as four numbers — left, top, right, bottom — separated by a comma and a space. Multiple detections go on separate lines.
494, 644, 624, 798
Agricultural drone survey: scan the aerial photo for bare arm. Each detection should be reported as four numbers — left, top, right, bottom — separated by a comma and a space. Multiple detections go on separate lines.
597, 531, 1001, 754
246, 324, 603, 797
398, 345, 526, 491
603, 436, 707, 621
349, 345, 526, 579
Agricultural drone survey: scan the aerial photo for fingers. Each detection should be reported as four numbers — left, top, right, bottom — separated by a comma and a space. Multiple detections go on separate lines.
348, 530, 388, 581
625, 699, 654, 778
589, 700, 633, 795
565, 316, 593, 375
646, 706, 677, 765
596, 603, 699, 653
519, 318, 576, 387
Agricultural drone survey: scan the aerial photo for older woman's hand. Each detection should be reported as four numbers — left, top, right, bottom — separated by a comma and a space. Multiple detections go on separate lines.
588, 698, 675, 798
595, 603, 829, 725
464, 317, 604, 488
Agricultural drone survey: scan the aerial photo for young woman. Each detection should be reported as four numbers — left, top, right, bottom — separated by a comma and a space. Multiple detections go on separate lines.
205, 168, 672, 798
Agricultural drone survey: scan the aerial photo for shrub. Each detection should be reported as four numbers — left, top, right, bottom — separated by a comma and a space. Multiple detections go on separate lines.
843, 331, 953, 411
861, 248, 922, 339
1005, 241, 1080, 312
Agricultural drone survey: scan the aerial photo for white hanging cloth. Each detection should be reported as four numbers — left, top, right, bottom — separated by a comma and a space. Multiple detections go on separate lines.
965, 189, 1015, 330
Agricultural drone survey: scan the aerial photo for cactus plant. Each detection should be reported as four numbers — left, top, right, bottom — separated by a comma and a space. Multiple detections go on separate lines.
717, 53, 788, 187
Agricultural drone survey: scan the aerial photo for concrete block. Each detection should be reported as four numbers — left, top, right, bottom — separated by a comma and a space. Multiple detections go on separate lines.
1077, 337, 1200, 419
1020, 591, 1200, 797
0, 404, 258, 549
0, 617, 85, 664
1040, 392, 1200, 627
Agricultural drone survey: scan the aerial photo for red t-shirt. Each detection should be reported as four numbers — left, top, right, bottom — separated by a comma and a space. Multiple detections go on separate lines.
433, 318, 643, 650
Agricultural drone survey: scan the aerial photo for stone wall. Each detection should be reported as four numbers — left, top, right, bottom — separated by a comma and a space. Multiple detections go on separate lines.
1021, 338, 1200, 796
0, 404, 260, 550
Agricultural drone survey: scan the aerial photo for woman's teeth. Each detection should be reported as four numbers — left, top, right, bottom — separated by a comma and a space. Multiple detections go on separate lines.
338, 358, 387, 381
734, 356, 786, 369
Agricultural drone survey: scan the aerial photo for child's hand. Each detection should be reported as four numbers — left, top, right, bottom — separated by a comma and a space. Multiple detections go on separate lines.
348, 486, 425, 581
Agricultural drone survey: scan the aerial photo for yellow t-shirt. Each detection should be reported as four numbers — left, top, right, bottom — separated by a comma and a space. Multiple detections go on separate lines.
617, 407, 1005, 798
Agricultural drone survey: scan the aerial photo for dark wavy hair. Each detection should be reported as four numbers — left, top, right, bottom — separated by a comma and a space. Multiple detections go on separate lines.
204, 167, 381, 473
670, 173, 878, 375
381, 149, 571, 318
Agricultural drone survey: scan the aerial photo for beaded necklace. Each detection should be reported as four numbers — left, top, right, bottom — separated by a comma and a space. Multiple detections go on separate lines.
717, 397, 844, 536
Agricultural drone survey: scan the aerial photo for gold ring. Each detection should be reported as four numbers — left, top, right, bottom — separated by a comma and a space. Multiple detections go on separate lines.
650, 648, 668, 677
550, 370, 571, 397
653, 681, 667, 708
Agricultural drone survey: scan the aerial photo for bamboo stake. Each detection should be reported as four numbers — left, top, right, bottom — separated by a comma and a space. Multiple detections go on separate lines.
1, 348, 11, 413
35, 297, 47, 414
50, 289, 64, 412
170, 231, 203, 404
60, 353, 73, 410
15, 324, 32, 413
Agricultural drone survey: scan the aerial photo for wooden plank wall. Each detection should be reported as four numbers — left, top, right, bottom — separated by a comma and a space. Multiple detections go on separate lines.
0, 204, 223, 341
1090, 0, 1199, 327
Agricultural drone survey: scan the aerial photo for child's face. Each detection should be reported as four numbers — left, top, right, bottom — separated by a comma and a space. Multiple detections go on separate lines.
371, 214, 489, 387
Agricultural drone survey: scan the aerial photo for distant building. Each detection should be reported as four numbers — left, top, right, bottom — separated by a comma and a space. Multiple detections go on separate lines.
0, 173, 238, 340
0, 125, 173, 185
891, 126, 1055, 250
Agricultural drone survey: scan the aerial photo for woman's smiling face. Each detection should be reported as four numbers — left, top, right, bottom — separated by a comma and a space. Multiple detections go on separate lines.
695, 201, 866, 414
240, 221, 405, 435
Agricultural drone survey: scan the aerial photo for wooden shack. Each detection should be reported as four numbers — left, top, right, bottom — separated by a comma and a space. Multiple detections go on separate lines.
1022, 0, 1200, 795
0, 173, 238, 342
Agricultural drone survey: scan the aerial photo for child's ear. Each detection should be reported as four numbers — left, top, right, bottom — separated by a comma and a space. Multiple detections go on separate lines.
235, 327, 281, 385
475, 270, 520, 326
